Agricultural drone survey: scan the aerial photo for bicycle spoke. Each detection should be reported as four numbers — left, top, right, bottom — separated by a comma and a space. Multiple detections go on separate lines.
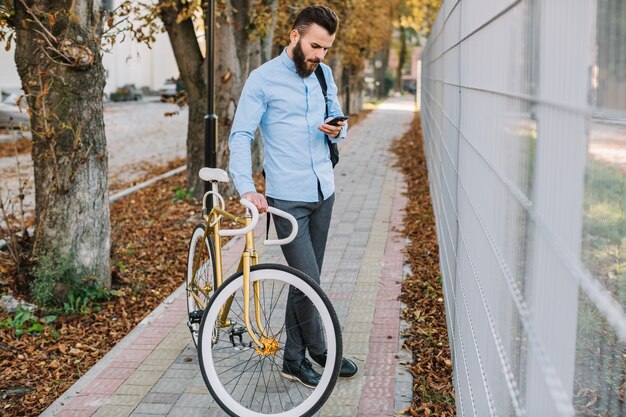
254, 358, 271, 412
220, 348, 259, 385
238, 355, 264, 404
269, 354, 286, 411
199, 266, 340, 416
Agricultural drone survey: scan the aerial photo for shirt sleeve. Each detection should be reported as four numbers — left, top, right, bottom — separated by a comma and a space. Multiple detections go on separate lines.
228, 71, 267, 197
325, 65, 348, 144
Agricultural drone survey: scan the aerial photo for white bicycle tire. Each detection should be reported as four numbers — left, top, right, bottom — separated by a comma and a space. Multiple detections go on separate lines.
198, 264, 341, 417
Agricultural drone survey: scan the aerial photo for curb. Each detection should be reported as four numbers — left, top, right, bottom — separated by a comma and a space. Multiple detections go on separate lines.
40, 232, 243, 417
0, 165, 186, 250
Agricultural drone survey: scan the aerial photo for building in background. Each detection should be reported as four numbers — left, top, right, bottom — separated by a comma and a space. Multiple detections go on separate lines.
0, 19, 178, 97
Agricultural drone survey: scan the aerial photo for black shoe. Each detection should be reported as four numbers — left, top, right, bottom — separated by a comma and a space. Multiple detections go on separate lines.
310, 351, 359, 378
281, 358, 320, 388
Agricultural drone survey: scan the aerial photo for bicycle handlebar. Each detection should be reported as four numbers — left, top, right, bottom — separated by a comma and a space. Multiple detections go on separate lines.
216, 199, 298, 246
264, 207, 298, 246
218, 198, 259, 237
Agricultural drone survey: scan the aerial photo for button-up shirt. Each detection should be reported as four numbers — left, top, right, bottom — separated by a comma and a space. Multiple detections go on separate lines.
228, 49, 347, 202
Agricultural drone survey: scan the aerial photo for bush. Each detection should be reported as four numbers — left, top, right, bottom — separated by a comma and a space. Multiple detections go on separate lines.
62, 283, 111, 315
30, 253, 80, 308
30, 253, 111, 314
0, 306, 56, 338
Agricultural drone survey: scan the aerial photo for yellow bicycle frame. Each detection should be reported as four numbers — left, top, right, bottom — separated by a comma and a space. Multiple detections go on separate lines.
192, 205, 267, 349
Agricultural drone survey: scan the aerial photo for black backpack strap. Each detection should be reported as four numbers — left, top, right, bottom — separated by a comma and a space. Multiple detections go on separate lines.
314, 65, 340, 168
314, 65, 329, 118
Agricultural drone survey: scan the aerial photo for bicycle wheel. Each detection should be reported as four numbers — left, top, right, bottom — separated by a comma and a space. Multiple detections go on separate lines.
186, 224, 216, 347
198, 264, 342, 417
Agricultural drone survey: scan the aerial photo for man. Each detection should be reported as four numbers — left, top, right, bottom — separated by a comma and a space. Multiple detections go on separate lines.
228, 5, 358, 388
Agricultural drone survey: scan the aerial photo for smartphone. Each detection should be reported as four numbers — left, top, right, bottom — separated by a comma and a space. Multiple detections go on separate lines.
327, 115, 349, 126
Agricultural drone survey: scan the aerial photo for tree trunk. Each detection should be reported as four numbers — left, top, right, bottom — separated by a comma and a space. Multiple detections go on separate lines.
260, 0, 278, 64
162, 0, 269, 197
349, 64, 365, 113
396, 25, 407, 92
160, 0, 207, 196
216, 0, 275, 188
14, 0, 110, 286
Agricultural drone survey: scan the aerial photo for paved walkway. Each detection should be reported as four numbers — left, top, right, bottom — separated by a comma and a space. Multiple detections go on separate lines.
42, 95, 417, 417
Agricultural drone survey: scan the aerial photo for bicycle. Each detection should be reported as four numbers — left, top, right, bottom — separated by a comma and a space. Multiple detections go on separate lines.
186, 167, 343, 417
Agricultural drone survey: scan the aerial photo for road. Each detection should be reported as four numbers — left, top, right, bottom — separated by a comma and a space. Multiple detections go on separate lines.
589, 120, 626, 171
0, 98, 187, 213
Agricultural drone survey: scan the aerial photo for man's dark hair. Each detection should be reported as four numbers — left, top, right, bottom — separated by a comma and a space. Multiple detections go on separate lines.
292, 6, 339, 36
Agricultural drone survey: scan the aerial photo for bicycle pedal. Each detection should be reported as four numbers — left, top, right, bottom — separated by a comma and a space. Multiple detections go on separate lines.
228, 325, 246, 348
189, 310, 204, 324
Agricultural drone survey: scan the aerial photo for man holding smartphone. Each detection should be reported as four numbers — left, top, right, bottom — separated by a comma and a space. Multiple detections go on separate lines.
228, 5, 358, 388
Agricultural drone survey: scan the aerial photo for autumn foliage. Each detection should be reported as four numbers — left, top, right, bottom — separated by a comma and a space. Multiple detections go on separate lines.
393, 114, 456, 416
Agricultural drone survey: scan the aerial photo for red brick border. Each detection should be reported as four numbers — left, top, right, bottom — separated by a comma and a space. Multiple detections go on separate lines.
358, 171, 408, 416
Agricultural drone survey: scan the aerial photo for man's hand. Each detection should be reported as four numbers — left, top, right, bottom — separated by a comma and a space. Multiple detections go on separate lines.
242, 192, 268, 213
318, 116, 345, 138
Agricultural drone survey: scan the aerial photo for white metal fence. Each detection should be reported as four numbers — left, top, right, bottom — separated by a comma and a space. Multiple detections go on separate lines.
420, 1, 626, 416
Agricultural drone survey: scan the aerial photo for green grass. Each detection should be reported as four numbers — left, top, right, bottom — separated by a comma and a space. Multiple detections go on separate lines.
363, 98, 385, 111
0, 306, 57, 338
582, 160, 626, 287
173, 186, 194, 201
574, 159, 626, 416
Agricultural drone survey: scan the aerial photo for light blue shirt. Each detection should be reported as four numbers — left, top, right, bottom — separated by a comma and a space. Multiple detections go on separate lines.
228, 49, 347, 202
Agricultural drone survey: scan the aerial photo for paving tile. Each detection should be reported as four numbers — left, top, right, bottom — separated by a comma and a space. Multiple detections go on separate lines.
158, 337, 192, 351
129, 337, 167, 349
114, 384, 152, 396
368, 342, 398, 354
80, 378, 125, 395
319, 404, 359, 417
166, 407, 224, 417
364, 363, 398, 376
136, 363, 170, 372
142, 392, 181, 404
98, 367, 136, 380
129, 414, 163, 417
92, 404, 136, 417
105, 394, 143, 407
107, 360, 142, 369
173, 393, 215, 408
144, 349, 183, 363
162, 368, 197, 379
125, 370, 165, 386
54, 410, 97, 417
150, 378, 188, 394
49, 96, 415, 417
358, 395, 395, 414
184, 386, 209, 394
133, 403, 173, 414
394, 380, 413, 398
64, 394, 109, 410
168, 362, 198, 370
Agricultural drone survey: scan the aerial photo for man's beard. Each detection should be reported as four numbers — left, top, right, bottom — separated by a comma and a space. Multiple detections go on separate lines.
293, 40, 320, 77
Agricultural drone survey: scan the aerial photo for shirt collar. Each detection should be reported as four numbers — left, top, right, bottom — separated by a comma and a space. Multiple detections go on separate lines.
280, 48, 297, 73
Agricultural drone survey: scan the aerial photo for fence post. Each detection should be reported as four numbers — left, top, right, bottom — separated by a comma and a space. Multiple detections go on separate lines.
525, 1, 597, 415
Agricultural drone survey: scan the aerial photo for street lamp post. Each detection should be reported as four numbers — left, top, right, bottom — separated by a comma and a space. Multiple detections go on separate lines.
204, 0, 218, 206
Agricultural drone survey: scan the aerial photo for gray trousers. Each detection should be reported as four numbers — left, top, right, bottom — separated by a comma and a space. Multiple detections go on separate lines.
267, 189, 335, 362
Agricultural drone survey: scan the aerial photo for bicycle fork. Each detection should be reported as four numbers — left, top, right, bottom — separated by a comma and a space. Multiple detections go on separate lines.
240, 214, 280, 356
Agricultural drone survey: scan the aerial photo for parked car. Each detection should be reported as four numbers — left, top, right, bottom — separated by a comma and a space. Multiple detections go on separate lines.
0, 93, 29, 129
159, 78, 186, 102
402, 79, 417, 94
159, 80, 177, 101
109, 84, 143, 102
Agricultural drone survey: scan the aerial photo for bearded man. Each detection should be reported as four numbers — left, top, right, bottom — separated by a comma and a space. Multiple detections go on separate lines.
228, 5, 358, 388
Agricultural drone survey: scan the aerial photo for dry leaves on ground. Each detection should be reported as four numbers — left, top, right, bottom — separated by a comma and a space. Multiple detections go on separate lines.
0, 137, 31, 158
0, 158, 261, 416
0, 109, 370, 416
392, 113, 456, 416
